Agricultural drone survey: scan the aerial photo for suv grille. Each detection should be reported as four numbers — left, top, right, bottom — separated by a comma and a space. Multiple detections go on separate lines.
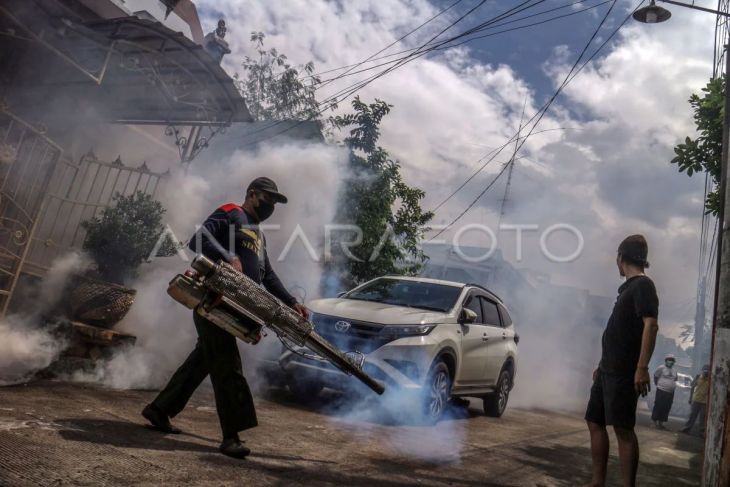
312, 313, 394, 354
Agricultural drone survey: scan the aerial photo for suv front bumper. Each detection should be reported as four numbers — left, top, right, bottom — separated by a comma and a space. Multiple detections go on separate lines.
274, 336, 443, 393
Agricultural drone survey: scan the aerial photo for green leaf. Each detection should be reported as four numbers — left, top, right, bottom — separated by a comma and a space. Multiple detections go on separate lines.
672, 76, 724, 214
326, 98, 434, 287
82, 191, 177, 284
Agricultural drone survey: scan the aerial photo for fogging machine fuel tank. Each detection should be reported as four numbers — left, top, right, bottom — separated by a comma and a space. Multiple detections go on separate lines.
167, 256, 385, 395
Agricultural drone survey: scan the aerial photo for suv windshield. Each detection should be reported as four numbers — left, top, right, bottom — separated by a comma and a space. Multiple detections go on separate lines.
345, 278, 462, 312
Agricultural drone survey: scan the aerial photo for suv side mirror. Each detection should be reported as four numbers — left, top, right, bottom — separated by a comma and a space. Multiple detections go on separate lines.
459, 308, 478, 325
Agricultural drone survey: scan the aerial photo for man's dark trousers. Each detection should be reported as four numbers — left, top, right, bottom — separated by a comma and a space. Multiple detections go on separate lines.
684, 402, 707, 434
151, 311, 258, 436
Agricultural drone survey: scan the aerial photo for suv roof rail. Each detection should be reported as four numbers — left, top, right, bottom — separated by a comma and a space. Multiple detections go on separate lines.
466, 283, 503, 303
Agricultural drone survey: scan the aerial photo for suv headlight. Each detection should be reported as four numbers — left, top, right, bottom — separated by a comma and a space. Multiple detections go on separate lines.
380, 324, 436, 338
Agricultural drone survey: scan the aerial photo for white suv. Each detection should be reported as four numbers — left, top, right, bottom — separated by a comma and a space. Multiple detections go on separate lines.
277, 276, 519, 422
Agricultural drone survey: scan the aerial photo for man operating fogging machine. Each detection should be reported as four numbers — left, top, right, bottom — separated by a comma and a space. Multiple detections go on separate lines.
142, 177, 308, 459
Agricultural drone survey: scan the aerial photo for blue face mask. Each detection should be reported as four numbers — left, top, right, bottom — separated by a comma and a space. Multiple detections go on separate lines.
665, 361, 674, 368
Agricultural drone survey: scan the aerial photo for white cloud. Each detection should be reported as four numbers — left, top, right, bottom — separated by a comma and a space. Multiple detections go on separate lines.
197, 0, 715, 325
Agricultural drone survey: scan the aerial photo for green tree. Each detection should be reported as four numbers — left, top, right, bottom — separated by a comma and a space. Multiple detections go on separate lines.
82, 191, 178, 284
672, 76, 724, 215
235, 32, 330, 122
327, 97, 434, 289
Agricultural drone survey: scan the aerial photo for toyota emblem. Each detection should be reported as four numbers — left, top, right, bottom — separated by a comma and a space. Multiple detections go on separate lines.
335, 320, 351, 333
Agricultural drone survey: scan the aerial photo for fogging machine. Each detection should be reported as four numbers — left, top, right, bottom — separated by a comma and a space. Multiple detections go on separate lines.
167, 255, 385, 395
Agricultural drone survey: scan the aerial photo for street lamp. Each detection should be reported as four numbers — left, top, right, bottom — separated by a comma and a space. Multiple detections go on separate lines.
633, 1, 730, 485
633, 0, 730, 23
633, 0, 671, 23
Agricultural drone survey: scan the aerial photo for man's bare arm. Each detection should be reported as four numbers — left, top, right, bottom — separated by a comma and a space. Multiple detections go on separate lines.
635, 317, 659, 396
638, 317, 658, 368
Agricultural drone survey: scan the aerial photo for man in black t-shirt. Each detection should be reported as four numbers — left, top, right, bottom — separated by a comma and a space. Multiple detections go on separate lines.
141, 177, 309, 459
584, 235, 659, 487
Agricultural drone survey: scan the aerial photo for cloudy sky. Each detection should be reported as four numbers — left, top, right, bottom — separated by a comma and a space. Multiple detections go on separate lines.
194, 0, 716, 336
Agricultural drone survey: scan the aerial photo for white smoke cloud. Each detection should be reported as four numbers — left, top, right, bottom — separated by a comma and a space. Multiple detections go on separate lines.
75, 138, 347, 390
189, 0, 715, 420
0, 317, 65, 386
63, 0, 714, 425
195, 0, 712, 321
0, 252, 92, 386
323, 389, 469, 463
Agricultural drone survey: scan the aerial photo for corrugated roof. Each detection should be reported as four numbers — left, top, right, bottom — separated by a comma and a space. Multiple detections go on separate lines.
0, 2, 251, 126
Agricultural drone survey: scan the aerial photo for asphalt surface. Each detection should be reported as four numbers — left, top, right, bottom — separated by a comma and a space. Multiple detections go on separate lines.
0, 381, 703, 486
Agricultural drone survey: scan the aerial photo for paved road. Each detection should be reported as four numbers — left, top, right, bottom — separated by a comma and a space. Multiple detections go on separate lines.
0, 381, 702, 486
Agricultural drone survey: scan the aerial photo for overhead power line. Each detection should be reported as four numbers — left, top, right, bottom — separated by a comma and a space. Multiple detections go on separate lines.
315, 0, 466, 91
314, 0, 613, 87
431, 127, 581, 212
429, 0, 640, 240
232, 0, 545, 147
311, 0, 608, 84
316, 0, 549, 108
233, 0, 598, 148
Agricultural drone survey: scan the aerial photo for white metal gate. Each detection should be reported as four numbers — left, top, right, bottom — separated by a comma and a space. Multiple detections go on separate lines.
0, 107, 63, 314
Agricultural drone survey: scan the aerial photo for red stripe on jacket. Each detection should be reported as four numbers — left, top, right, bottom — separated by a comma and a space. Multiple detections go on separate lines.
220, 203, 242, 213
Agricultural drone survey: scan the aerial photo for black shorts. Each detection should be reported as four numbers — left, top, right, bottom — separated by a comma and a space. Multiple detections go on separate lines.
585, 371, 638, 429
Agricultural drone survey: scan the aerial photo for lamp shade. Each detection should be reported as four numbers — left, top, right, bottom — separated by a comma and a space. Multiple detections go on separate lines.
633, 1, 672, 23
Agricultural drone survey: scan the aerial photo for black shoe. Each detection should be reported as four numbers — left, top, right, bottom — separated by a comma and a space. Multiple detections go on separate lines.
142, 404, 181, 434
220, 436, 251, 459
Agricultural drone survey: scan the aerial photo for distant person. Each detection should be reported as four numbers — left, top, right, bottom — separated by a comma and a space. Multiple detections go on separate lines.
651, 354, 678, 429
584, 235, 659, 487
681, 364, 710, 437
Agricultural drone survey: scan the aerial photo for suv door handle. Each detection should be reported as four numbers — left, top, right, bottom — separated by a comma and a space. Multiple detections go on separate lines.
482, 333, 489, 341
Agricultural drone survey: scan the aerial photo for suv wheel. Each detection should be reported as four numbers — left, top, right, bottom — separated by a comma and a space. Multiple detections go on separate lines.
423, 361, 452, 423
287, 378, 323, 402
483, 369, 512, 417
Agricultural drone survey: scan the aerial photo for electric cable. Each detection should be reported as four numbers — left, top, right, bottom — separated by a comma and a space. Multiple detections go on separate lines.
429, 0, 631, 239
313, 0, 610, 86
233, 0, 590, 148
315, 0, 466, 91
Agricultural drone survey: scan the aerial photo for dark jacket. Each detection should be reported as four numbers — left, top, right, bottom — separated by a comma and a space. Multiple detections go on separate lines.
188, 203, 297, 306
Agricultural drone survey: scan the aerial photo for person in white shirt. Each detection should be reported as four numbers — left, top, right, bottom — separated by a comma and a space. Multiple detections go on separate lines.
651, 354, 678, 429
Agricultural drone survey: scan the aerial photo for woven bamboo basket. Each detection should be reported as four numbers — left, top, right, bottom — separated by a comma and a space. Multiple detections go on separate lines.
66, 276, 136, 329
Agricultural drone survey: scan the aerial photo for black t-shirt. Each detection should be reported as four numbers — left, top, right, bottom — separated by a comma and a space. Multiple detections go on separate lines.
599, 275, 659, 376
187, 203, 297, 306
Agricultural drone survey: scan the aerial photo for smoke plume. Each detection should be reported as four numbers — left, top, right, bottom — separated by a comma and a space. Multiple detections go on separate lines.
323, 387, 469, 463
0, 252, 92, 386
71, 138, 347, 390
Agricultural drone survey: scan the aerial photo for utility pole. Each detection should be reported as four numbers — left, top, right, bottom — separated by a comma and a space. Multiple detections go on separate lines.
695, 276, 707, 368
704, 35, 730, 485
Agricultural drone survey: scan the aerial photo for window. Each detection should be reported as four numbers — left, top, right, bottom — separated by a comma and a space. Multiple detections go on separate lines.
480, 298, 501, 327
345, 278, 462, 313
464, 294, 483, 323
498, 304, 512, 327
